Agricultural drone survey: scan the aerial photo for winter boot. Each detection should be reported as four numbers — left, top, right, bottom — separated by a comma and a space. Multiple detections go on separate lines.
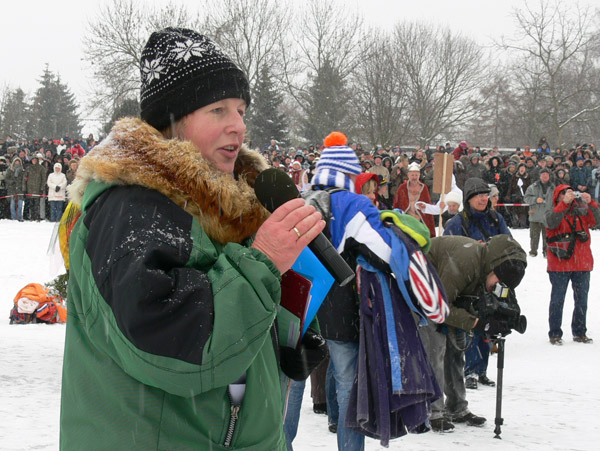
313, 403, 327, 414
453, 412, 486, 426
478, 375, 496, 387
573, 335, 593, 343
430, 417, 455, 432
465, 375, 478, 389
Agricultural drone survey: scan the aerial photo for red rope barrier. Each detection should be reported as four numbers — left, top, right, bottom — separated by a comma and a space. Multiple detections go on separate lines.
0, 194, 49, 200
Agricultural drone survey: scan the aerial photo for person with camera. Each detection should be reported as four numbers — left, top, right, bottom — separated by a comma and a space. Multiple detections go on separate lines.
545, 185, 600, 345
421, 234, 527, 432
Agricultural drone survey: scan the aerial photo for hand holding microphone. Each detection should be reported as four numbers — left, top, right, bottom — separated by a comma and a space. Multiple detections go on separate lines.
254, 168, 355, 286
252, 198, 324, 274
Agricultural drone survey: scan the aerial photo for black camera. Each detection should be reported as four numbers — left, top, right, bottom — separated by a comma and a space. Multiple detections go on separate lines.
474, 285, 527, 336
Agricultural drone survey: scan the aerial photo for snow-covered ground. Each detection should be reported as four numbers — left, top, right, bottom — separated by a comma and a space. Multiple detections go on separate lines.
1, 219, 598, 450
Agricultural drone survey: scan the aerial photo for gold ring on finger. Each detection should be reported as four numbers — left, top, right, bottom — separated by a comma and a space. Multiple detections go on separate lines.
293, 226, 301, 238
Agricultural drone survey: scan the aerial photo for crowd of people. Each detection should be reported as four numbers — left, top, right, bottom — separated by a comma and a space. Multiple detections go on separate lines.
0, 134, 95, 221
2, 26, 597, 451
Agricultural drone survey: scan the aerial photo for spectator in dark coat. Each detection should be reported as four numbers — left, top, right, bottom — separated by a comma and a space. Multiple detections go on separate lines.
5, 157, 25, 221
464, 153, 487, 180
506, 164, 532, 228
569, 156, 592, 194
484, 156, 503, 186
24, 154, 47, 220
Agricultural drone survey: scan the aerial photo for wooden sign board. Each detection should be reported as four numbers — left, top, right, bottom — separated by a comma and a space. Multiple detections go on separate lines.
433, 153, 454, 194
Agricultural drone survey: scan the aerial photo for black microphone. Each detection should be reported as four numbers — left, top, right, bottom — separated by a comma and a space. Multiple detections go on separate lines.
254, 168, 355, 286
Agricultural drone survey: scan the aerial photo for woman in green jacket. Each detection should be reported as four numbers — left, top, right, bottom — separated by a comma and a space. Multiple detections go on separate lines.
60, 28, 325, 450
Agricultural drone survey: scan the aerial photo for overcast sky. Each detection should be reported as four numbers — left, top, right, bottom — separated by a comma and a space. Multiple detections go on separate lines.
0, 0, 593, 135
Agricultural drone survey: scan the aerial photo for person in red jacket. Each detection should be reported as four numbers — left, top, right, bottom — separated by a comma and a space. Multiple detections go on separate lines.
545, 184, 600, 345
393, 162, 436, 237
452, 141, 468, 160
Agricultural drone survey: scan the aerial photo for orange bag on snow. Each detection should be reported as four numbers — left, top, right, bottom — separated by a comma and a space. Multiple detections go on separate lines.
12, 283, 67, 324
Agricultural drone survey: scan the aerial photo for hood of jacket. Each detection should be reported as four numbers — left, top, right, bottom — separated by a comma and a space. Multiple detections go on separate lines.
69, 117, 270, 244
482, 234, 527, 276
553, 183, 571, 206
10, 157, 23, 171
463, 177, 490, 203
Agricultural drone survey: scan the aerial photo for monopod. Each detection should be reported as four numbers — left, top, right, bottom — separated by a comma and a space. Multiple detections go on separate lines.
493, 336, 506, 439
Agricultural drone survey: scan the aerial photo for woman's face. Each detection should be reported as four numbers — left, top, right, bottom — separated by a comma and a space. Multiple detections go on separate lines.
180, 98, 247, 174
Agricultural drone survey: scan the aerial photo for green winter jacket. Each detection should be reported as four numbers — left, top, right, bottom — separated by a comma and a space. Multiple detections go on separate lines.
5, 157, 25, 197
25, 161, 47, 194
60, 118, 286, 450
427, 235, 527, 330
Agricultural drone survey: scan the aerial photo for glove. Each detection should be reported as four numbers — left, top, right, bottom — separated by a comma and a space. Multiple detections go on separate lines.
474, 317, 511, 337
55, 186, 61, 192
280, 328, 329, 381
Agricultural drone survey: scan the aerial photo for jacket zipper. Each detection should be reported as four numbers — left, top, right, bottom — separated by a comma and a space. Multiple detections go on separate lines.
223, 391, 241, 448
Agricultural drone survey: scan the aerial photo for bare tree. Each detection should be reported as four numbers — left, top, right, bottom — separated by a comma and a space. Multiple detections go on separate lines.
203, 0, 287, 89
281, 0, 365, 117
468, 71, 518, 147
502, 0, 599, 146
83, 0, 201, 122
393, 22, 487, 146
350, 31, 412, 147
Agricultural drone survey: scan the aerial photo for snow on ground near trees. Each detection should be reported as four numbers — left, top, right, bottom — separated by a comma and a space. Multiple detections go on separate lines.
0, 220, 598, 450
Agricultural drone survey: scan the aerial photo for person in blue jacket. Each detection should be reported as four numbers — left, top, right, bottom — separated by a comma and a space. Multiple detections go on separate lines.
444, 177, 511, 242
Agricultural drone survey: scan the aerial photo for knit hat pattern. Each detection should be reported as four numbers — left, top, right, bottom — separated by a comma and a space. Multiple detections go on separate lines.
312, 132, 361, 191
314, 132, 361, 176
140, 27, 251, 130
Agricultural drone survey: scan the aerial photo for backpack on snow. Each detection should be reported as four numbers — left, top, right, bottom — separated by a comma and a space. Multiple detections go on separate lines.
9, 283, 67, 325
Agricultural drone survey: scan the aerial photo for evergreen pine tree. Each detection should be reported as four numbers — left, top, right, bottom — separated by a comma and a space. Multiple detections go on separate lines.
0, 88, 29, 138
246, 65, 287, 150
301, 59, 349, 146
55, 76, 82, 139
27, 65, 81, 139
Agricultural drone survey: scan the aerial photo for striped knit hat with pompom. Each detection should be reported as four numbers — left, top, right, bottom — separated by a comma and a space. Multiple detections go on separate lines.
311, 132, 361, 191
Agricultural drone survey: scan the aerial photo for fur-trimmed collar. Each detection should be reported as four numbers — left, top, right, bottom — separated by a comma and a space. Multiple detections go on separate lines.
69, 117, 270, 244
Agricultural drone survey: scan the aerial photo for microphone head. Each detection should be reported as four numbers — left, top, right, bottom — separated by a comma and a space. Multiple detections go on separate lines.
254, 168, 300, 212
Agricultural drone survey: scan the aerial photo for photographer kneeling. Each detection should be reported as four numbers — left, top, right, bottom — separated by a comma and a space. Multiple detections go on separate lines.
419, 234, 527, 432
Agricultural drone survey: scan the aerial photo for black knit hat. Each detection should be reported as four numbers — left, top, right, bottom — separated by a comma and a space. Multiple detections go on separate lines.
139, 27, 251, 130
493, 259, 526, 289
